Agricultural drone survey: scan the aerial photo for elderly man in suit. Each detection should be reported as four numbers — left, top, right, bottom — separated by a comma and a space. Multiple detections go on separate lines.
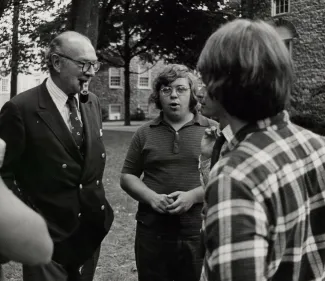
0, 31, 114, 281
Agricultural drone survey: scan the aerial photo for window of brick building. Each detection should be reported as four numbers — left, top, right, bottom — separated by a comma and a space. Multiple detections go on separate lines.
272, 0, 290, 16
108, 104, 122, 120
109, 68, 122, 88
0, 78, 9, 94
137, 65, 151, 89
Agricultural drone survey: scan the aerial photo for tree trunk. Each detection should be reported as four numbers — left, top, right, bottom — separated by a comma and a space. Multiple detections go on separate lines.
98, 0, 117, 46
89, 0, 99, 49
67, 0, 99, 48
10, 0, 19, 99
66, 0, 78, 30
123, 0, 131, 126
124, 59, 131, 126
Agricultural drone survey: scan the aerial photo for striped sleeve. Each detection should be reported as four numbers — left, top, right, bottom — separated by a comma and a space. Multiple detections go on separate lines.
121, 129, 144, 177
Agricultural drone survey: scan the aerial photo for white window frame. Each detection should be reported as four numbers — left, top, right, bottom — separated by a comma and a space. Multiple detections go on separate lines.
0, 77, 10, 95
109, 68, 122, 89
272, 0, 290, 16
108, 103, 122, 120
109, 104, 122, 114
137, 65, 151, 89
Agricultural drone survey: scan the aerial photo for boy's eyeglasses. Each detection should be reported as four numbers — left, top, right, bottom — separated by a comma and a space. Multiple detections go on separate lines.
160, 86, 190, 97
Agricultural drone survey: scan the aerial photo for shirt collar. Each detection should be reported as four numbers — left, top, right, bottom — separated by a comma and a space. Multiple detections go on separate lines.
149, 111, 209, 127
225, 110, 290, 153
46, 76, 80, 111
221, 125, 234, 143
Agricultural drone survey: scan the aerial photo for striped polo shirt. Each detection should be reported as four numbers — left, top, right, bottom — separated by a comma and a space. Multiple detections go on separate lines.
122, 112, 217, 235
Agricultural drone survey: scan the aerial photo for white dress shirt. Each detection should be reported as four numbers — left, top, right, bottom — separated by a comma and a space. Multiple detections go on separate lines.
46, 77, 82, 132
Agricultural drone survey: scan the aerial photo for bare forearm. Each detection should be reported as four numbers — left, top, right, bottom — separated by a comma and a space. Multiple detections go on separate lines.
120, 173, 156, 204
189, 186, 204, 204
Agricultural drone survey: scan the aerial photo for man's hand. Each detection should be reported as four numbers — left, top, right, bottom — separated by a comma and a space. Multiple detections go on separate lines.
166, 191, 195, 215
200, 126, 218, 160
149, 193, 174, 214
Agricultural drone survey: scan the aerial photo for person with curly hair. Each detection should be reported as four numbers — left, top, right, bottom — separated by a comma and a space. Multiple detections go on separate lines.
121, 64, 217, 281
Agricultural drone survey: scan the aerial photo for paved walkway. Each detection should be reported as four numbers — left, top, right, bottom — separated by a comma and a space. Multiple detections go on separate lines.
102, 120, 146, 132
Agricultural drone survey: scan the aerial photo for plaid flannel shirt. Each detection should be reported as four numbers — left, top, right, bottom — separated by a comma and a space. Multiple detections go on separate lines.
201, 110, 325, 281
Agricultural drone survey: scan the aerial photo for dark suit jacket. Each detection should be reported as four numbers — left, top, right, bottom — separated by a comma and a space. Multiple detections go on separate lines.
0, 80, 114, 266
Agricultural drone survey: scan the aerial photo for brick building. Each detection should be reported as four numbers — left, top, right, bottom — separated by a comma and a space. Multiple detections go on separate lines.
0, 55, 167, 120
242, 0, 325, 110
0, 72, 46, 109
89, 57, 166, 120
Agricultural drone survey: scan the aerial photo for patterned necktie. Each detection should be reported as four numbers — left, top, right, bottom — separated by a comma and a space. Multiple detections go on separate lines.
67, 95, 83, 149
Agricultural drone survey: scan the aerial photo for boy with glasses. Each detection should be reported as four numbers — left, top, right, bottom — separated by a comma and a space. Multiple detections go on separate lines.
120, 64, 217, 281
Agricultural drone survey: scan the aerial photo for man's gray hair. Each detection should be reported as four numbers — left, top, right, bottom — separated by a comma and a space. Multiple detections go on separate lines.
45, 31, 91, 71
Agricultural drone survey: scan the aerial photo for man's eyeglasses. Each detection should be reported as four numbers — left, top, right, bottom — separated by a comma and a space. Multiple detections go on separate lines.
160, 86, 190, 97
54, 53, 101, 73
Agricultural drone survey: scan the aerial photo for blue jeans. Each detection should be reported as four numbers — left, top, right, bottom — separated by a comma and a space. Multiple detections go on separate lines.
135, 222, 203, 281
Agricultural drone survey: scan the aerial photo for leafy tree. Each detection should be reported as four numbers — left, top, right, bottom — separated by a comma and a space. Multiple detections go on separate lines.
0, 0, 57, 97
240, 0, 254, 19
98, 0, 239, 125
93, 0, 238, 125
0, 0, 11, 19
6, 0, 239, 123
67, 0, 100, 47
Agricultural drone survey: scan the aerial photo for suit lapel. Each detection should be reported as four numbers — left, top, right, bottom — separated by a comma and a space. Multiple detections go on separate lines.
36, 82, 84, 164
80, 100, 94, 175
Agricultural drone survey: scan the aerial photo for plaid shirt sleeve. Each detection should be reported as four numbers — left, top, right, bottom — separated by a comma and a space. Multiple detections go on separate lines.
202, 171, 269, 281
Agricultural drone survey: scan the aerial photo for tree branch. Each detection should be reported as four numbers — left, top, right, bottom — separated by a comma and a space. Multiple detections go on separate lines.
117, 45, 124, 57
129, 30, 153, 54
129, 61, 158, 74
129, 27, 137, 37
131, 43, 155, 58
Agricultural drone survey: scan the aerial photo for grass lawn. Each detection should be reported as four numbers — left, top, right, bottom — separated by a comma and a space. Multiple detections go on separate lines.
3, 130, 138, 281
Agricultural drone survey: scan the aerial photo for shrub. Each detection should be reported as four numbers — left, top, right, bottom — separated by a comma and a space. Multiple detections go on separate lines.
101, 107, 109, 122
289, 84, 325, 136
131, 108, 146, 121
